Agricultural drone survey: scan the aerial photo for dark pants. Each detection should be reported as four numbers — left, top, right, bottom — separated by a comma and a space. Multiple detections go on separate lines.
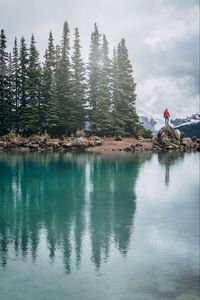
165, 118, 169, 126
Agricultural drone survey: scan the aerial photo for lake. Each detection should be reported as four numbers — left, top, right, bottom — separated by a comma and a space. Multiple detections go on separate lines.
0, 151, 199, 300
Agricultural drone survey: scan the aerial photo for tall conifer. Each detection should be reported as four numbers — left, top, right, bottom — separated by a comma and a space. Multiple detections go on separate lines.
87, 23, 101, 133
0, 29, 9, 134
114, 39, 139, 136
56, 22, 71, 135
26, 34, 41, 134
71, 27, 86, 133
19, 36, 29, 133
42, 31, 58, 134
12, 38, 20, 133
95, 34, 112, 135
6, 52, 14, 131
111, 47, 120, 135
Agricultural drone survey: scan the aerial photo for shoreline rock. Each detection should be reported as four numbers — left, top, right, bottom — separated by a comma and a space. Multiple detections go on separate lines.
153, 125, 200, 152
0, 134, 103, 153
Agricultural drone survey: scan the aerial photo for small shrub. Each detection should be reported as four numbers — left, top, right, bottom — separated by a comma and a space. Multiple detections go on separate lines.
137, 126, 153, 139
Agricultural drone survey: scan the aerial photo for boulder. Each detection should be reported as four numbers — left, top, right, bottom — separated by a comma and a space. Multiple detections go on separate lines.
88, 141, 96, 147
73, 137, 90, 148
62, 142, 73, 149
156, 125, 181, 150
114, 136, 123, 141
155, 125, 200, 151
158, 125, 181, 144
28, 143, 39, 150
191, 136, 197, 141
130, 144, 136, 150
153, 145, 162, 151
124, 147, 132, 152
181, 138, 192, 148
38, 141, 47, 148
181, 137, 192, 144
89, 136, 102, 146
138, 136, 144, 142
165, 143, 179, 150
94, 138, 102, 146
0, 141, 7, 148
52, 143, 60, 150
180, 132, 185, 139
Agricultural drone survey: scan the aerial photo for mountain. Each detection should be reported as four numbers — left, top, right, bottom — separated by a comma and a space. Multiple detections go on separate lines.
171, 113, 200, 127
139, 116, 157, 135
171, 114, 200, 138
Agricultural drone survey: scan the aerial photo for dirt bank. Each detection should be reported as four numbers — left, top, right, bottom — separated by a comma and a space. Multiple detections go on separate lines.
86, 137, 153, 153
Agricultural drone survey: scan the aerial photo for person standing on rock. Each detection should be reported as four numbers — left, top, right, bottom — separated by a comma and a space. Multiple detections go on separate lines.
163, 108, 170, 126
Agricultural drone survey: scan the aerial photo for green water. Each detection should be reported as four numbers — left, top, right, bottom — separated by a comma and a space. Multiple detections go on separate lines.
0, 152, 199, 300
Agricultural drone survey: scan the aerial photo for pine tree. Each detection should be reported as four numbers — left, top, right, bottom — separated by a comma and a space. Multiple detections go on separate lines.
54, 44, 61, 92
93, 34, 112, 136
54, 44, 61, 94
7, 53, 14, 131
114, 39, 139, 136
71, 27, 86, 134
111, 47, 120, 135
37, 62, 43, 131
56, 21, 71, 135
42, 31, 58, 134
12, 38, 20, 133
0, 29, 9, 135
19, 36, 29, 134
87, 23, 101, 133
26, 34, 41, 134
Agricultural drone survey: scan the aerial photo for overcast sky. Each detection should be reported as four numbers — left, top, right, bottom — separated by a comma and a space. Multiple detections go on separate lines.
1, 0, 199, 124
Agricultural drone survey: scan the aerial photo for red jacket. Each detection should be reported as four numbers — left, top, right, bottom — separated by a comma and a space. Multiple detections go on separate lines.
163, 110, 170, 119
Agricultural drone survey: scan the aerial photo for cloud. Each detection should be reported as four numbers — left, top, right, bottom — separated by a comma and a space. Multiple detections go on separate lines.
144, 4, 198, 49
137, 75, 199, 127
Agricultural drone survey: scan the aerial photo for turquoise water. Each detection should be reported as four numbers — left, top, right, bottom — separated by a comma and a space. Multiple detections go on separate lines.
0, 152, 199, 300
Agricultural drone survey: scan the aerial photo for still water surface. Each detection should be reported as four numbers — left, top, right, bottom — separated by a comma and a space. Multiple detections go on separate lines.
0, 152, 199, 300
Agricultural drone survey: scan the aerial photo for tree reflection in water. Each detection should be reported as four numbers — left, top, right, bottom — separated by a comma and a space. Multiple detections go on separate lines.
0, 152, 151, 273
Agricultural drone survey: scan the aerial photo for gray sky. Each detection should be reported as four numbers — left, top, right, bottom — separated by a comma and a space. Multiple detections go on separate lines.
1, 0, 199, 124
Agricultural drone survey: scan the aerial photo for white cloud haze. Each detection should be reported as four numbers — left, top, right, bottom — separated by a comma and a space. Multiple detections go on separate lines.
0, 0, 199, 124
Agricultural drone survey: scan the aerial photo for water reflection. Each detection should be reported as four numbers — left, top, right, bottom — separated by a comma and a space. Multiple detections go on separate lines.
0, 151, 189, 272
89, 156, 139, 270
0, 152, 152, 272
158, 151, 184, 186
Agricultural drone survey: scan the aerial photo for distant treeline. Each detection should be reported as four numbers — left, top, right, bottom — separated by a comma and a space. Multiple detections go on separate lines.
0, 22, 150, 137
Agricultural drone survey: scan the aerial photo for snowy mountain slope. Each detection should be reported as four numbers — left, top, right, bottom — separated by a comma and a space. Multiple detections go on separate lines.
171, 114, 200, 138
171, 113, 200, 127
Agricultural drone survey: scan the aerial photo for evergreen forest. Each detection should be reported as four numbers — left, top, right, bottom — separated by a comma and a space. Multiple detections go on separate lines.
0, 22, 148, 137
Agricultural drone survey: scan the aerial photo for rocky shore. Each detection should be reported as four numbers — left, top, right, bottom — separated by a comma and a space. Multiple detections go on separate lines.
0, 133, 103, 152
0, 126, 199, 153
153, 125, 200, 152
